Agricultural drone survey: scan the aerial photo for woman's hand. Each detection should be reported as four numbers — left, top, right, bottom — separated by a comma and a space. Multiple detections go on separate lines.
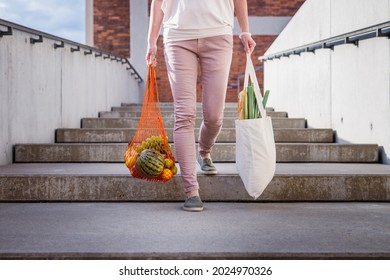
146, 44, 158, 66
240, 33, 256, 54
146, 0, 163, 66
234, 0, 255, 53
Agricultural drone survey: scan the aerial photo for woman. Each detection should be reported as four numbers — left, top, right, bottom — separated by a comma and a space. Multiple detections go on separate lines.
146, 0, 256, 212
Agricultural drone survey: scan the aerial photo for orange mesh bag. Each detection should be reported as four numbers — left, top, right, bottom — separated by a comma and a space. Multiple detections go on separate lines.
124, 65, 177, 182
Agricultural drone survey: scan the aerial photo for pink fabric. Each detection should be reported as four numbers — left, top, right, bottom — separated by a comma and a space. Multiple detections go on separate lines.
164, 35, 233, 194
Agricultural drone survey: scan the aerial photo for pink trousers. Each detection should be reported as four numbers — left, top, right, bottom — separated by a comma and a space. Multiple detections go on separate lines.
164, 35, 233, 194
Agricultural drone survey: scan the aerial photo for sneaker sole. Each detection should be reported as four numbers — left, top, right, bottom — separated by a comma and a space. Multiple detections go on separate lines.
200, 170, 218, 175
183, 206, 204, 212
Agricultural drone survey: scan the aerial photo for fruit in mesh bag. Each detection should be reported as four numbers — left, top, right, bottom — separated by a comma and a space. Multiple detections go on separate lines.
164, 158, 174, 169
135, 135, 171, 155
170, 165, 178, 175
164, 158, 177, 176
135, 149, 165, 178
124, 147, 138, 168
160, 168, 173, 181
130, 165, 144, 179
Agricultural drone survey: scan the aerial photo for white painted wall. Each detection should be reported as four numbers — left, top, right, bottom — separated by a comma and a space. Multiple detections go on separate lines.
264, 0, 390, 164
130, 0, 149, 103
0, 28, 141, 165
85, 0, 94, 46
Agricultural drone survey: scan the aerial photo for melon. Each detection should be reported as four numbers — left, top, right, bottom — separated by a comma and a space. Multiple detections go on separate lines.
135, 149, 165, 178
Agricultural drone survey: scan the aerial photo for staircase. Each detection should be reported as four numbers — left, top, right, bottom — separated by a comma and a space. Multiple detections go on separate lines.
1, 103, 390, 260
1, 103, 388, 202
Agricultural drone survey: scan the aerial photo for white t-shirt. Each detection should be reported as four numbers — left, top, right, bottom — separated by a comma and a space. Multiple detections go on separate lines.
161, 0, 234, 43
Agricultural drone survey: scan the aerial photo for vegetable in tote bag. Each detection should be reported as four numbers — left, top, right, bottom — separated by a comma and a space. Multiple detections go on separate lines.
235, 53, 276, 199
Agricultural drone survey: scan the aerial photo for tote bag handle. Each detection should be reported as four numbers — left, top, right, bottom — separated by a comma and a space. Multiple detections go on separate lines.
243, 53, 267, 118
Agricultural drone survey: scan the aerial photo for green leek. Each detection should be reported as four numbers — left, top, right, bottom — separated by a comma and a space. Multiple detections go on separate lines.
262, 90, 270, 109
247, 83, 254, 119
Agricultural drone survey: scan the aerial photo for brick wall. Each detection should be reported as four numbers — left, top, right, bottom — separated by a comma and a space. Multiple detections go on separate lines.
248, 0, 306, 16
154, 35, 276, 103
93, 0, 130, 57
93, 0, 306, 102
227, 35, 277, 102
148, 0, 305, 17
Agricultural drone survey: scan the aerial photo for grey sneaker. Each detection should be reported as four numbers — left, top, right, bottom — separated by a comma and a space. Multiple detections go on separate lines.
183, 196, 204, 212
197, 154, 218, 175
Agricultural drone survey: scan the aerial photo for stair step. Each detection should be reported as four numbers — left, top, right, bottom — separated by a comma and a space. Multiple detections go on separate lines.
115, 105, 242, 111
14, 143, 378, 163
0, 163, 389, 201
120, 102, 274, 111
121, 102, 245, 110
81, 117, 306, 129
112, 105, 273, 111
100, 110, 287, 118
56, 128, 333, 143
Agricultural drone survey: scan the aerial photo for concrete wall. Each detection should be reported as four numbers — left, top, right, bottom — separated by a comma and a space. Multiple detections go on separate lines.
0, 28, 141, 165
86, 0, 94, 46
264, 0, 390, 164
130, 0, 148, 102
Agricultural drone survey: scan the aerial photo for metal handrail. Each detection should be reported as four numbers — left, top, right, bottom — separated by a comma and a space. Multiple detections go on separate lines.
260, 20, 390, 61
0, 18, 143, 83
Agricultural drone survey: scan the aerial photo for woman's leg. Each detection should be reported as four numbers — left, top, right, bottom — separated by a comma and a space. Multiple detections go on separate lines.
164, 40, 200, 197
198, 35, 233, 159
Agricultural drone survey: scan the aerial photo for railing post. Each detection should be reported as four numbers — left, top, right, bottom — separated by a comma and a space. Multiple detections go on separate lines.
0, 26, 12, 37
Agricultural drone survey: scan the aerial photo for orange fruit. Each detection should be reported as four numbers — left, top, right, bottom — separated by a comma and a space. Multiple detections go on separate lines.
161, 168, 173, 181
124, 147, 138, 168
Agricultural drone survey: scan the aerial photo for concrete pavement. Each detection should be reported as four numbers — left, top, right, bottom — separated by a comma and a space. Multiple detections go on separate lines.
0, 202, 389, 259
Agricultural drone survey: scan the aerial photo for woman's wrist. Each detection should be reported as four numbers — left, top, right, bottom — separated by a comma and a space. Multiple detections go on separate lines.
239, 32, 252, 39
147, 39, 157, 48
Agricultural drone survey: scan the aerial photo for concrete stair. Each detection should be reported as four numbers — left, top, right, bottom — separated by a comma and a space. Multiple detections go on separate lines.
99, 109, 288, 118
1, 163, 389, 201
100, 110, 288, 118
2, 102, 390, 261
56, 128, 333, 143
1, 103, 388, 202
14, 143, 378, 163
81, 117, 307, 129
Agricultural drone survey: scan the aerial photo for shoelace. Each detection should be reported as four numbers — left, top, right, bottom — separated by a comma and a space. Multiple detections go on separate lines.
203, 158, 213, 166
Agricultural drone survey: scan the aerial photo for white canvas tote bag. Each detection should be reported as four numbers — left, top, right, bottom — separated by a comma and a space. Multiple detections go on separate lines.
235, 53, 276, 199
